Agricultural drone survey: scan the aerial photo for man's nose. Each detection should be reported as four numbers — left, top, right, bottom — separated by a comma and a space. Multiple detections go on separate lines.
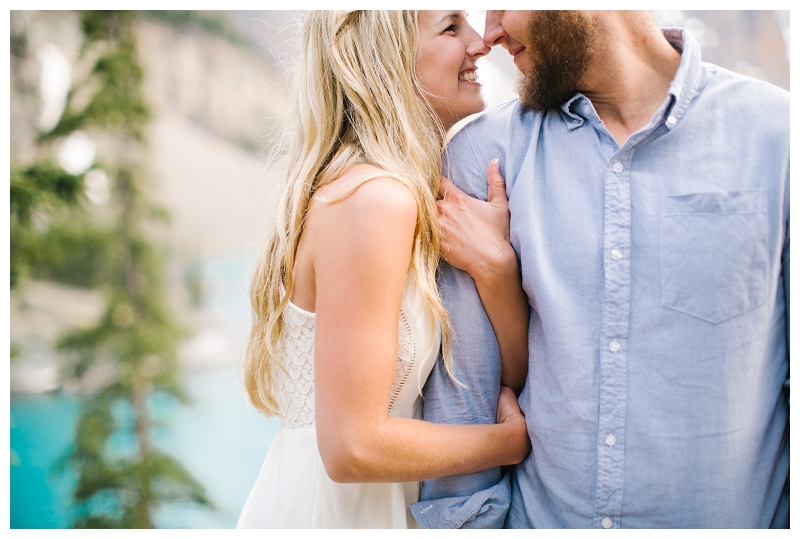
483, 10, 506, 47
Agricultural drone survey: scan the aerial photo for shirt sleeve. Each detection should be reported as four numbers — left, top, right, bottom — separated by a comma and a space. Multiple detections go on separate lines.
412, 470, 512, 529
413, 126, 511, 528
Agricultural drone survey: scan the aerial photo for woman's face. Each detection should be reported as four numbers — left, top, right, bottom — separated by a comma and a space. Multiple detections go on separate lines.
416, 11, 490, 131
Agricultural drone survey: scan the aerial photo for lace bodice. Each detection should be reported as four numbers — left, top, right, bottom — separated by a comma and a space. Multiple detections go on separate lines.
274, 280, 436, 429
274, 301, 317, 429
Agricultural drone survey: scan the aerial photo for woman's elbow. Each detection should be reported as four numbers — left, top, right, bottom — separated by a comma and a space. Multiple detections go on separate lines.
318, 437, 374, 483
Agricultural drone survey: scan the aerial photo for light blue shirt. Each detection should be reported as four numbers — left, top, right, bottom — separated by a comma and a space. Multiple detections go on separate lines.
412, 29, 789, 529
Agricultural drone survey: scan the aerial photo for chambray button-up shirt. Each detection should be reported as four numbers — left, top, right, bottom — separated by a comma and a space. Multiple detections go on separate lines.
412, 29, 789, 529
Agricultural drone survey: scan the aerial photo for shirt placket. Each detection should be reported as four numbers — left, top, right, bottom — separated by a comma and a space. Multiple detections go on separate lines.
593, 150, 633, 529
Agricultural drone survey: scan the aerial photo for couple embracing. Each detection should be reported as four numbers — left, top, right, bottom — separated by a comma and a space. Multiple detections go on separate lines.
237, 10, 789, 529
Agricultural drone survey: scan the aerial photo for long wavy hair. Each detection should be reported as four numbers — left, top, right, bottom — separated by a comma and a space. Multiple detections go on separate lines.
243, 10, 456, 416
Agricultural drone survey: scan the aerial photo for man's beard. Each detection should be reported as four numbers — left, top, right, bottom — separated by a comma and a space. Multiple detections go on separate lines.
517, 11, 595, 111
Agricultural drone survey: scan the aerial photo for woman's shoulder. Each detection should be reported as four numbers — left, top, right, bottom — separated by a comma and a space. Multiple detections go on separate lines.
307, 164, 418, 271
316, 164, 418, 220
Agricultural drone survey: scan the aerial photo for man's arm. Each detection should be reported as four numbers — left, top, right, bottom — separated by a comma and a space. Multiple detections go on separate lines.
412, 127, 512, 528
411, 260, 511, 528
438, 161, 529, 394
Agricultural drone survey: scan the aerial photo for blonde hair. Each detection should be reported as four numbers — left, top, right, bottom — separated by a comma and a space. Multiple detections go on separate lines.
244, 10, 455, 416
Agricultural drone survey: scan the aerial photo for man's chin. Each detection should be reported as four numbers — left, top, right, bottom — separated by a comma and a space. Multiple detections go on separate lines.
515, 72, 578, 111
516, 77, 547, 111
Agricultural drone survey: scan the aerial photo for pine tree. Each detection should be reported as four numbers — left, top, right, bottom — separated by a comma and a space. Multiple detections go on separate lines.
11, 10, 211, 527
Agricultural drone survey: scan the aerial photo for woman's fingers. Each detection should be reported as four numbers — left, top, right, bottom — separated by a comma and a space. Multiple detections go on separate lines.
438, 175, 454, 201
497, 385, 531, 463
497, 385, 522, 423
435, 163, 511, 275
486, 158, 508, 206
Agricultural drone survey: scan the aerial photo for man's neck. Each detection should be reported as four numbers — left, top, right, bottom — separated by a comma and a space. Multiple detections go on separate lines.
580, 16, 681, 147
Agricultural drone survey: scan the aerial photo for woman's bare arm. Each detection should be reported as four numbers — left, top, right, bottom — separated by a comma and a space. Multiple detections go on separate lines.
303, 171, 530, 483
437, 159, 529, 394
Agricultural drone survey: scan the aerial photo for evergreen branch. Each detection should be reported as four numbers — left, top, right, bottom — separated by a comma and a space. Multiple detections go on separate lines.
10, 162, 84, 225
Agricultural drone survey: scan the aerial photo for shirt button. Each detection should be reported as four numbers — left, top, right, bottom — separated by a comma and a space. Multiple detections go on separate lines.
612, 162, 623, 173
667, 115, 677, 126
610, 248, 622, 260
583, 104, 591, 115
605, 433, 617, 447
609, 340, 620, 352
602, 517, 613, 529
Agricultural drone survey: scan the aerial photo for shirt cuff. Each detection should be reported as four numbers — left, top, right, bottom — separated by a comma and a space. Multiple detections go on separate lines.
410, 470, 511, 529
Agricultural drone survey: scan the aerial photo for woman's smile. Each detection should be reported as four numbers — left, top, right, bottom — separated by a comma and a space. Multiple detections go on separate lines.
458, 69, 480, 83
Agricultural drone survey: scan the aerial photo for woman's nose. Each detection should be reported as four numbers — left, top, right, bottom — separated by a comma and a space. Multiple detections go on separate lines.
466, 27, 490, 58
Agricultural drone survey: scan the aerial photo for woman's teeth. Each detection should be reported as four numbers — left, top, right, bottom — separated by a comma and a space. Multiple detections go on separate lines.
458, 71, 478, 82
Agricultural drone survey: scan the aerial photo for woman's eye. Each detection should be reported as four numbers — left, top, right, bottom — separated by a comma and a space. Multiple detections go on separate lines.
443, 24, 457, 34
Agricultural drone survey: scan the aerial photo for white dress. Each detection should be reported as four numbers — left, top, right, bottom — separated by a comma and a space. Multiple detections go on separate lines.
236, 275, 440, 528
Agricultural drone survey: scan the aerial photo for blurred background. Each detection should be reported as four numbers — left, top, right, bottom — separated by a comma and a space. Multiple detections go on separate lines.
8, 10, 790, 529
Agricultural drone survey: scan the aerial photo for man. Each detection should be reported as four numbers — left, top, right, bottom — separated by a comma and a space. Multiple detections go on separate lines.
411, 11, 789, 528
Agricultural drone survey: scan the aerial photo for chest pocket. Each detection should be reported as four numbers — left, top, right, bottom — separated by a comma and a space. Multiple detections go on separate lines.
660, 190, 768, 324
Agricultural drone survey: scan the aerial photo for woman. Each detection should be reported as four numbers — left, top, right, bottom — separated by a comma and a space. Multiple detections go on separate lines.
238, 10, 530, 528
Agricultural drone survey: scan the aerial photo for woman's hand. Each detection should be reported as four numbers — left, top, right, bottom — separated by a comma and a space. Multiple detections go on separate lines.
496, 385, 531, 464
437, 158, 517, 286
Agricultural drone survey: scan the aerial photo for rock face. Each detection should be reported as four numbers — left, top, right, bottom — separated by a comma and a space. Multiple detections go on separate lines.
136, 17, 289, 152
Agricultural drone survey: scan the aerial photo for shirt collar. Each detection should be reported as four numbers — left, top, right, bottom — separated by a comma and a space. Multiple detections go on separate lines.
560, 94, 587, 130
559, 27, 703, 131
661, 28, 702, 130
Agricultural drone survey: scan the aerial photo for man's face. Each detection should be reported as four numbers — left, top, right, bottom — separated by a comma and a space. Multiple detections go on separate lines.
485, 10, 596, 111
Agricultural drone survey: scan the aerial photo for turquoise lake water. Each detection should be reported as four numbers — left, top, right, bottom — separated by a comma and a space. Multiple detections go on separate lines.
10, 255, 280, 528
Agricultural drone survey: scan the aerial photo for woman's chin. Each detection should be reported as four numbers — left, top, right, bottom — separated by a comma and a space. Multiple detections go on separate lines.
460, 101, 488, 121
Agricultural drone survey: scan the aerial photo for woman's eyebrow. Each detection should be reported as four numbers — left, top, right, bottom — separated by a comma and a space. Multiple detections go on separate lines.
436, 12, 461, 25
